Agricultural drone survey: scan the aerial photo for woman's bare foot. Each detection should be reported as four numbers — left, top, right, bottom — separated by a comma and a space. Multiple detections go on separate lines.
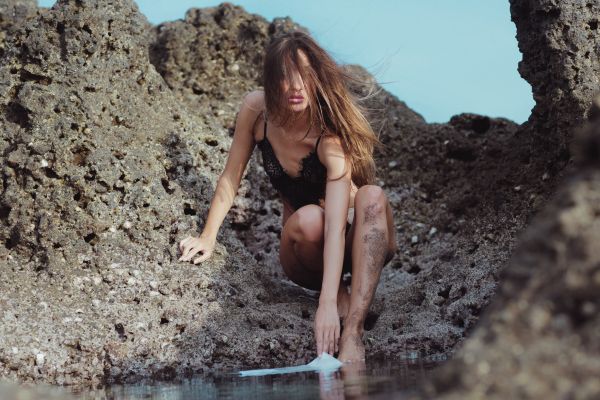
337, 331, 365, 363
337, 284, 350, 322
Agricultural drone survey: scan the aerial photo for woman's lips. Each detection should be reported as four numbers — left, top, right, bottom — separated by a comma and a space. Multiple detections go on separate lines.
289, 96, 304, 103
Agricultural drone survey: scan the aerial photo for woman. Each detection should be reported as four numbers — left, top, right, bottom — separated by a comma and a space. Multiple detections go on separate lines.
178, 31, 398, 363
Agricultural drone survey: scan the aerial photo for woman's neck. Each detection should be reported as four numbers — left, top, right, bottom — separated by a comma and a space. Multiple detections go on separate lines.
281, 110, 312, 135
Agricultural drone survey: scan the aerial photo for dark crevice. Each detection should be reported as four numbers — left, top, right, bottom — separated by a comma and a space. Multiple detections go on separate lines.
5, 101, 32, 129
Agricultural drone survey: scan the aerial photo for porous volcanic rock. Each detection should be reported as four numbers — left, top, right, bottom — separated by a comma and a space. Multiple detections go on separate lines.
147, 2, 561, 365
0, 0, 316, 388
422, 94, 600, 400
509, 0, 600, 173
0, 0, 38, 58
1, 0, 598, 392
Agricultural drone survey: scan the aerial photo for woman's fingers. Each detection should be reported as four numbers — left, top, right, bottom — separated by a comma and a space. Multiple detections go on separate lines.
329, 328, 336, 355
181, 246, 199, 262
319, 325, 341, 355
193, 250, 211, 264
316, 327, 322, 355
179, 236, 193, 252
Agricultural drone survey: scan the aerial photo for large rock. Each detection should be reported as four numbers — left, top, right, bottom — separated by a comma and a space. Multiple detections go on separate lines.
509, 0, 600, 172
148, 2, 558, 365
423, 94, 600, 399
1, 0, 596, 391
0, 0, 315, 387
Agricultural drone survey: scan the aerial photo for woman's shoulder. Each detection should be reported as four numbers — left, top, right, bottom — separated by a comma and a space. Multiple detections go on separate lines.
317, 130, 348, 166
318, 129, 343, 148
242, 89, 266, 115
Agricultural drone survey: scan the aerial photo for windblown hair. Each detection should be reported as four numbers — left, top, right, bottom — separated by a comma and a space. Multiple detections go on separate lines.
262, 31, 383, 187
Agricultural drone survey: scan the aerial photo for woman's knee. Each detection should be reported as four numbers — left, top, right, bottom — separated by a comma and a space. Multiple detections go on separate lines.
355, 185, 387, 218
291, 204, 324, 243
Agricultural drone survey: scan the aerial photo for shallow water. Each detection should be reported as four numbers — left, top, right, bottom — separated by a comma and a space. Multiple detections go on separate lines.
73, 353, 448, 400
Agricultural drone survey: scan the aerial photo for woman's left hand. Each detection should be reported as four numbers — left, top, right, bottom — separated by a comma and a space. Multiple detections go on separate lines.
314, 300, 340, 356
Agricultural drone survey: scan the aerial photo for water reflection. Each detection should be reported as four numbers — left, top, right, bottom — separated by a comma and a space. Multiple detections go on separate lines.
75, 354, 447, 399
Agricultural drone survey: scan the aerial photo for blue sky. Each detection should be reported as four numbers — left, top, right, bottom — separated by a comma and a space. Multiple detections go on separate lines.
39, 0, 534, 124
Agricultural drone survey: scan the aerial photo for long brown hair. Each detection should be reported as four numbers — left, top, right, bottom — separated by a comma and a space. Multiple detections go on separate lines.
262, 31, 382, 187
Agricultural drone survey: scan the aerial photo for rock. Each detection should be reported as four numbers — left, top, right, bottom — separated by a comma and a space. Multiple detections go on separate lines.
509, 0, 600, 173
1, 0, 598, 392
423, 98, 600, 399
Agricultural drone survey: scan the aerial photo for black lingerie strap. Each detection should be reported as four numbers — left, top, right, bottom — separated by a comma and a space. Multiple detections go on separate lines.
263, 109, 268, 140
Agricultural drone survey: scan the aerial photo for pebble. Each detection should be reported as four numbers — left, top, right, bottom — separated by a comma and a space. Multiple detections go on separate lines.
514, 185, 521, 192
127, 277, 136, 286
428, 227, 438, 236
411, 235, 419, 244
92, 299, 101, 307
477, 361, 490, 375
40, 159, 48, 167
149, 281, 158, 290
388, 160, 398, 168
123, 221, 132, 229
542, 172, 550, 181
35, 353, 45, 366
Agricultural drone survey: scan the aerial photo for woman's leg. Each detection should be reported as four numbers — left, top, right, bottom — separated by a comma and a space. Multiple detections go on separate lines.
279, 204, 351, 317
338, 185, 398, 362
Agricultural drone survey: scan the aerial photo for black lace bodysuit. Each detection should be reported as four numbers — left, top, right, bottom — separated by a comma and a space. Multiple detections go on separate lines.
256, 110, 327, 211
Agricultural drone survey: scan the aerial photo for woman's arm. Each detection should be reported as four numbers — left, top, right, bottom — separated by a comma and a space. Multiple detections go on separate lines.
314, 134, 352, 355
200, 90, 263, 240
319, 135, 352, 300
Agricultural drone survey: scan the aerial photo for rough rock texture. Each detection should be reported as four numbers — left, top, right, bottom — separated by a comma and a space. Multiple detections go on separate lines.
422, 95, 600, 400
0, 0, 598, 392
0, 0, 38, 58
414, 0, 600, 397
148, 2, 558, 364
509, 0, 600, 173
0, 0, 317, 388
0, 0, 37, 31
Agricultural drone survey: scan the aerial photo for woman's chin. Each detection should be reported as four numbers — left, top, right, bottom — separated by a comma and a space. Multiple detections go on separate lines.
287, 102, 308, 112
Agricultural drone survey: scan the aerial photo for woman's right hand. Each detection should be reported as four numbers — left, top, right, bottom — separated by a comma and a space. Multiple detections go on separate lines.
178, 234, 216, 264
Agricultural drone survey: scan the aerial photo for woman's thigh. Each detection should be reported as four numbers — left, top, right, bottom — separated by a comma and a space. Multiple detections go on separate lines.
279, 204, 327, 290
279, 198, 395, 289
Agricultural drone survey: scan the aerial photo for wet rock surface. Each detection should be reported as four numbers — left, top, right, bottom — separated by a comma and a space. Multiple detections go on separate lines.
0, 0, 597, 393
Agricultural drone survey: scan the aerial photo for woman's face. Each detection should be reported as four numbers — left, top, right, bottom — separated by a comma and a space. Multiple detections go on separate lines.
281, 50, 311, 112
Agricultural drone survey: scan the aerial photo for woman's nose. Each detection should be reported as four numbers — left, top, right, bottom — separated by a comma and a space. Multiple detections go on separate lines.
290, 73, 303, 90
